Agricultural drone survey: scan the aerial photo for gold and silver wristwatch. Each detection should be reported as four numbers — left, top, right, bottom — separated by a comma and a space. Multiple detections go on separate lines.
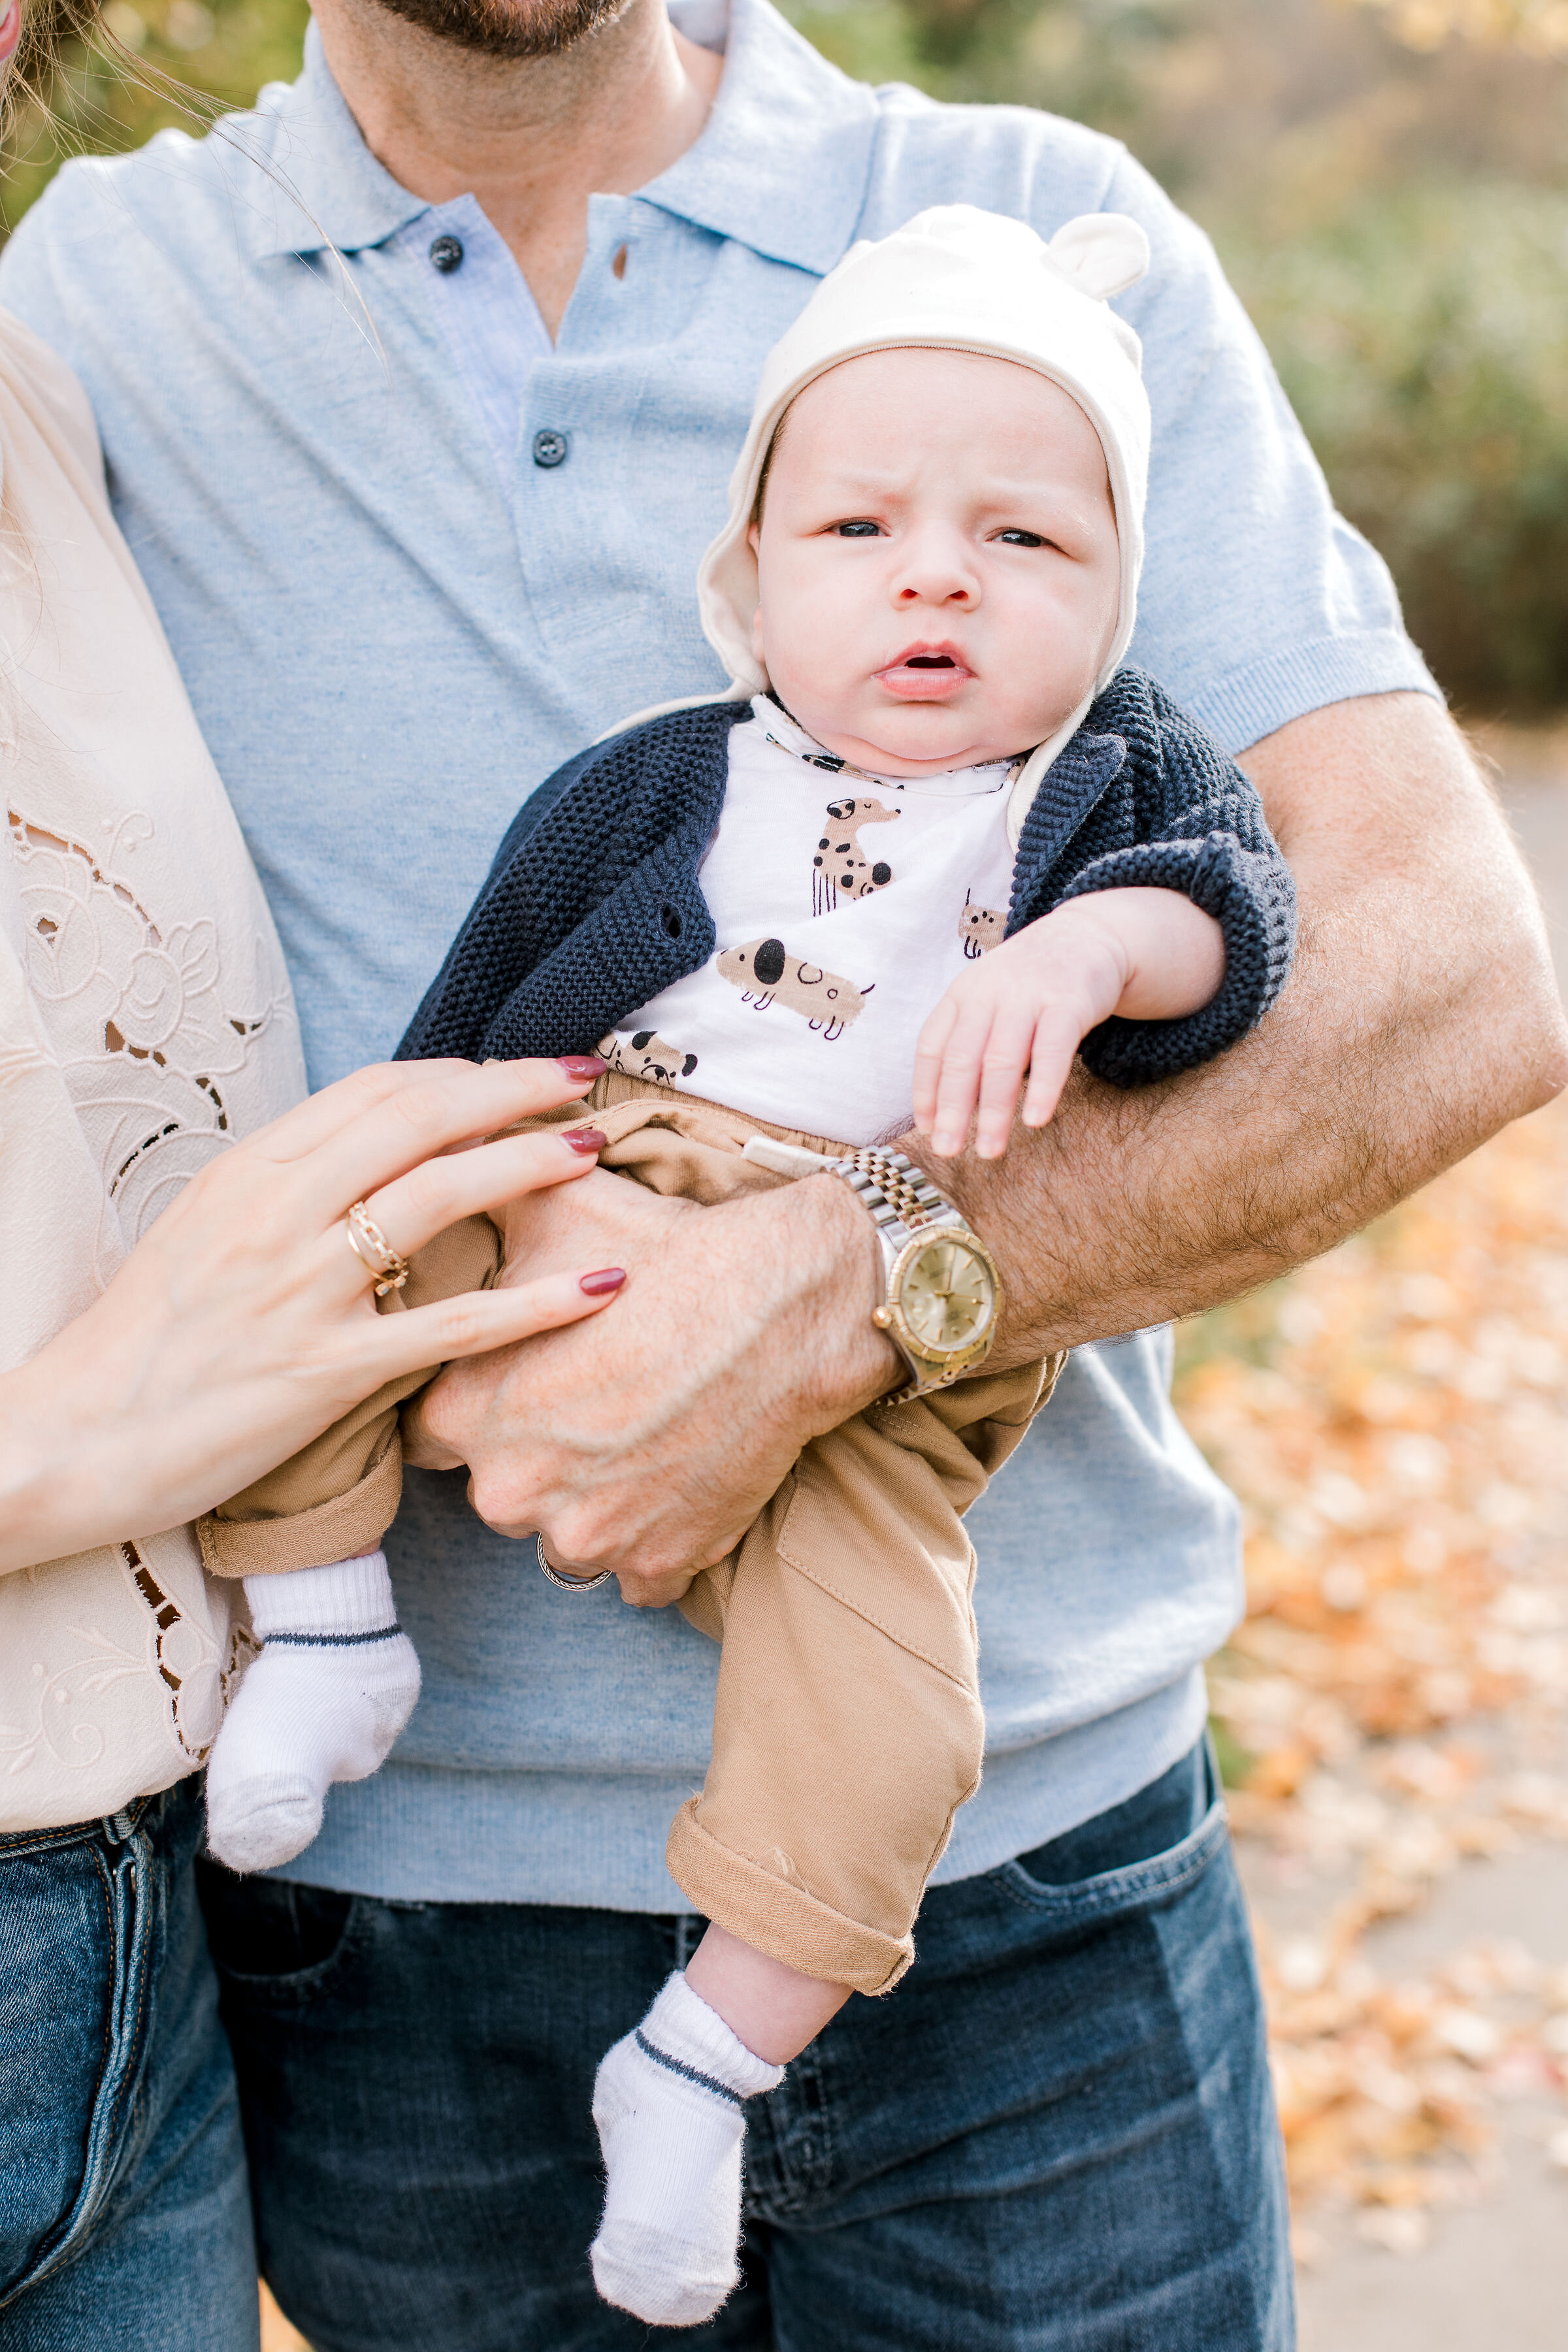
742, 1137, 1002, 1403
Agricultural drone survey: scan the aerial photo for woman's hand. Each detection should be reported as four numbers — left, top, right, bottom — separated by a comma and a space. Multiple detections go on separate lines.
0, 1056, 624, 1574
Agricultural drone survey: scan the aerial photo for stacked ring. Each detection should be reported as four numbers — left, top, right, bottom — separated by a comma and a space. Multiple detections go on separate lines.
345, 1200, 412, 1296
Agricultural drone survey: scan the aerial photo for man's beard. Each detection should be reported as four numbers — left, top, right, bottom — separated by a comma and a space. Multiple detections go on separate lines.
368, 0, 632, 58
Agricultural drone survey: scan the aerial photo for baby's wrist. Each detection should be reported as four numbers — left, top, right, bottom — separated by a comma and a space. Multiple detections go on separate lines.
1042, 887, 1224, 1024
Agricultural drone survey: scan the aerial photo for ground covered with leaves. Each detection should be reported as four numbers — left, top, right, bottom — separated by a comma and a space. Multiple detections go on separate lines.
1179, 1093, 1568, 2256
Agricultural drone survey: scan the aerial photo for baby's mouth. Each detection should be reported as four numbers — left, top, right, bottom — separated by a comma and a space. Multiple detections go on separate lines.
875, 644, 973, 701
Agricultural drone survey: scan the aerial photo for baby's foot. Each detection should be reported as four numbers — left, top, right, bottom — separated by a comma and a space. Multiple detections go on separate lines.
204, 1553, 420, 1875
591, 1972, 783, 2328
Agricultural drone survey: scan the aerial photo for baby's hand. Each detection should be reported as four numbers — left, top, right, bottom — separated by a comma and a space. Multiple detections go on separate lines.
912, 887, 1225, 1160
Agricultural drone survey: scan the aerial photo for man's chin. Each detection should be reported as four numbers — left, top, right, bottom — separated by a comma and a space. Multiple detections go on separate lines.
368, 0, 630, 60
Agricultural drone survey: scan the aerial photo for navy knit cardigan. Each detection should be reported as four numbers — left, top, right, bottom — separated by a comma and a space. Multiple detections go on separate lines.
399, 667, 1296, 1090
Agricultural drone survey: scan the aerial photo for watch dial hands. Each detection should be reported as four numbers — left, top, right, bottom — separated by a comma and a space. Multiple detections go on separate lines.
904, 1236, 992, 1347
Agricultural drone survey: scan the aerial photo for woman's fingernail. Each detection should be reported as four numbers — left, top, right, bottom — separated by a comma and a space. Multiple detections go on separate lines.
558, 1054, 606, 1079
562, 1127, 608, 1154
579, 1267, 627, 1296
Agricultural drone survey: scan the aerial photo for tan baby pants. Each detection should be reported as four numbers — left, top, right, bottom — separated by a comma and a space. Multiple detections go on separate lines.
201, 1073, 1063, 1995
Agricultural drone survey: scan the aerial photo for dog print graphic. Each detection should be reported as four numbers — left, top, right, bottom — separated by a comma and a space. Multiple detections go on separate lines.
717, 938, 873, 1041
598, 1028, 699, 1085
812, 796, 900, 916
958, 892, 1007, 959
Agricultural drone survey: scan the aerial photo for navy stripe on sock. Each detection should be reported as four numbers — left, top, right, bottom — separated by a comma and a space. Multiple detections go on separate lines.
634, 2030, 743, 2108
261, 1623, 404, 1649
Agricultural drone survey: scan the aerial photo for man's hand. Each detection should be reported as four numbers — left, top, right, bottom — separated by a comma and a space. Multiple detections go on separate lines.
408, 691, 1565, 1586
404, 1165, 900, 1600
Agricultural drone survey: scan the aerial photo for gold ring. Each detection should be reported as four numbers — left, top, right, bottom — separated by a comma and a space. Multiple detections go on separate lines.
345, 1200, 411, 1296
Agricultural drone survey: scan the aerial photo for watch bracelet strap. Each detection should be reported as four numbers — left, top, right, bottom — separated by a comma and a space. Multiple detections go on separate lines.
734, 1135, 987, 1405
826, 1147, 981, 1406
825, 1145, 956, 1247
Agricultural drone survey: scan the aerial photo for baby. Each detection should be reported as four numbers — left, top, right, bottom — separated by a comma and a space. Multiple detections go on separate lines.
200, 207, 1294, 2328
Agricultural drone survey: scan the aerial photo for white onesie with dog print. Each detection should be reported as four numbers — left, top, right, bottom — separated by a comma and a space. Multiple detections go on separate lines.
601, 696, 1018, 1147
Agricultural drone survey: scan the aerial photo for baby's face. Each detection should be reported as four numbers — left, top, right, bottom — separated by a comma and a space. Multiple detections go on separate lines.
749, 348, 1120, 776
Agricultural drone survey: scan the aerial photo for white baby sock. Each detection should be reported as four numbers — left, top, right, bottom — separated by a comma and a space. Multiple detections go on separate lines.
204, 1552, 421, 1875
590, 1970, 784, 2328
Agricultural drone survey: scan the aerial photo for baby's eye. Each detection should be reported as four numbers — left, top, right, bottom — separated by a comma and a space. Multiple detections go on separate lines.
834, 519, 883, 538
995, 529, 1046, 547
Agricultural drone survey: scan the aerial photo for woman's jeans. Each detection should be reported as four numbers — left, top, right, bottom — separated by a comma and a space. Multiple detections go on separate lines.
0, 1777, 257, 2351
200, 1738, 1294, 2351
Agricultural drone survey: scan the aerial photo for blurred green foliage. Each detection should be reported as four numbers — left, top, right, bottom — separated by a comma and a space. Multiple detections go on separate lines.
1, 0, 308, 228
792, 0, 1568, 711
5, 0, 1567, 709
1229, 184, 1568, 713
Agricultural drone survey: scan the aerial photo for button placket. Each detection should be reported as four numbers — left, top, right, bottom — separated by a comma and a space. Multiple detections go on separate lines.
508, 197, 755, 679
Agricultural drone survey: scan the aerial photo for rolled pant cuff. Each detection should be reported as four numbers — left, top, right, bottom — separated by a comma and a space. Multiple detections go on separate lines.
666, 1797, 914, 1996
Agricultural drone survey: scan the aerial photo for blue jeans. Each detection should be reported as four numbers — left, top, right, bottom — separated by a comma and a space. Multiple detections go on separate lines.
199, 1739, 1293, 2349
0, 1777, 257, 2352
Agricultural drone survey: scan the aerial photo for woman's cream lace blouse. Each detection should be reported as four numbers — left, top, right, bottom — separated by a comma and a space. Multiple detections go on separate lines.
0, 309, 306, 1832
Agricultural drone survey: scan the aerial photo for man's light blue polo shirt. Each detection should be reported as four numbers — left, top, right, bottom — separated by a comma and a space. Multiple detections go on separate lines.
1, 0, 1439, 1906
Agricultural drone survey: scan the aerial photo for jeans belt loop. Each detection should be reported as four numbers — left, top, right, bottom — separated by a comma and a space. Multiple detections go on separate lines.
102, 1793, 153, 1848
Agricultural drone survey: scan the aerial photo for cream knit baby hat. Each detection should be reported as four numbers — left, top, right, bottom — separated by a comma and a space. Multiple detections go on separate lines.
696, 203, 1154, 702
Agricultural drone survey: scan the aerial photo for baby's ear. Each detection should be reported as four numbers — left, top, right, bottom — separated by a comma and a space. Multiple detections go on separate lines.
1046, 213, 1151, 301
749, 595, 766, 670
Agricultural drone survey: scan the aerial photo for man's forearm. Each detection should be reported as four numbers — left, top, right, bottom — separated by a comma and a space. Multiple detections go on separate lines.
918, 693, 1567, 1365
410, 695, 1563, 1590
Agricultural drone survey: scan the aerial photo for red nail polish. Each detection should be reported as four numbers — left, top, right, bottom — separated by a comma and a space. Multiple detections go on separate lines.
579, 1267, 626, 1296
558, 1054, 606, 1079
562, 1127, 607, 1154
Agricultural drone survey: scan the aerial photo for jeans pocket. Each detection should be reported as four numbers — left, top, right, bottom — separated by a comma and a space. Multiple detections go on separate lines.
196, 1863, 360, 1993
993, 1778, 1231, 1929
0, 1820, 157, 2310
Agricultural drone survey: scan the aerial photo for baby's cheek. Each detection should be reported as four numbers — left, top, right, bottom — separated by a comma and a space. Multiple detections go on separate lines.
762, 579, 862, 727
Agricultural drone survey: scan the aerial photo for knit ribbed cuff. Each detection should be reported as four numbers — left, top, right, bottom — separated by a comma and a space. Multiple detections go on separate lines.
644, 1973, 785, 2099
242, 1551, 397, 1639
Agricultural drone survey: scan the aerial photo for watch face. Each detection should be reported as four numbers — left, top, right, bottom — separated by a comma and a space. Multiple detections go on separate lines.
899, 1234, 996, 1356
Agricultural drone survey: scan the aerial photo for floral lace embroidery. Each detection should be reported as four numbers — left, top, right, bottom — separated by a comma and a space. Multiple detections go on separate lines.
0, 1542, 233, 1778
123, 1540, 254, 1762
7, 804, 291, 1253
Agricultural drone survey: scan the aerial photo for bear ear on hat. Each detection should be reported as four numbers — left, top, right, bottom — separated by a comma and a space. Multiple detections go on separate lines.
1045, 212, 1151, 301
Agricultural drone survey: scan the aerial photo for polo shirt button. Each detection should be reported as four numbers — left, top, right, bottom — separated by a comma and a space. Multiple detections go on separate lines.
532, 429, 570, 469
429, 234, 464, 273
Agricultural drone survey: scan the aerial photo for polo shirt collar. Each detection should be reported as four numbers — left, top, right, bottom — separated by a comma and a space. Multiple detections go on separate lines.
636, 0, 877, 274
248, 0, 875, 276
248, 21, 426, 257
